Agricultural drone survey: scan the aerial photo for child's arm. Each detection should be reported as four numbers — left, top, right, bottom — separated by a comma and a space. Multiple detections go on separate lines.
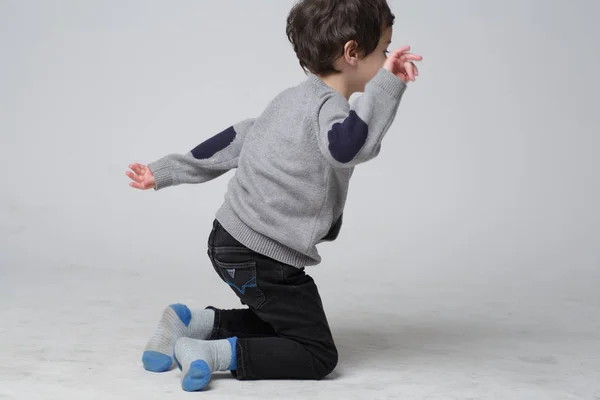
127, 118, 255, 190
316, 47, 421, 168
316, 69, 406, 168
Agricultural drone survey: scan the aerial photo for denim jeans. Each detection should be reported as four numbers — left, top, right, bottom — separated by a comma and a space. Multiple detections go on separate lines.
205, 219, 338, 380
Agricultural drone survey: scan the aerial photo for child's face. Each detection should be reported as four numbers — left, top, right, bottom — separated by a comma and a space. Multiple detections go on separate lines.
354, 26, 393, 91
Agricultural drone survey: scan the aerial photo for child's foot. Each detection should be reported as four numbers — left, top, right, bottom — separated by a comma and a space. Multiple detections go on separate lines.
142, 304, 215, 372
173, 337, 237, 392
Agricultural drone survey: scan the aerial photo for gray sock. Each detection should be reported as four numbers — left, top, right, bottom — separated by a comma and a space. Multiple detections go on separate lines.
142, 304, 214, 372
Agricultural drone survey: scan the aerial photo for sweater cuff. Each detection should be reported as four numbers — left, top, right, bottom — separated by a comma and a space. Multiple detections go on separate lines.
369, 68, 407, 100
147, 158, 173, 190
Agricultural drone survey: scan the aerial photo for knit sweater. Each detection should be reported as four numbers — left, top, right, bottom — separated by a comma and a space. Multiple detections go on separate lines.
148, 68, 407, 267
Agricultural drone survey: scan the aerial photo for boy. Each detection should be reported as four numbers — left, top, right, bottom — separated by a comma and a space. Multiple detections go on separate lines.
126, 0, 421, 392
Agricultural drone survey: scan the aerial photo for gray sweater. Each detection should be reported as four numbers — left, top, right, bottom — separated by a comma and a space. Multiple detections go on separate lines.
148, 68, 406, 268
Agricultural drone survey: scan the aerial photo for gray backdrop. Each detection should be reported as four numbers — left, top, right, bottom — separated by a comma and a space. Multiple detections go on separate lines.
2, 0, 598, 278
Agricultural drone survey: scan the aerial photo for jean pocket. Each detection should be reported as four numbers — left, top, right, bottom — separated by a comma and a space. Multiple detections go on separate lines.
213, 258, 266, 309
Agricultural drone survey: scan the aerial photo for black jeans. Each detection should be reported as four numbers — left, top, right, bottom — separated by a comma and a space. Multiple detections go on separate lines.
205, 219, 338, 380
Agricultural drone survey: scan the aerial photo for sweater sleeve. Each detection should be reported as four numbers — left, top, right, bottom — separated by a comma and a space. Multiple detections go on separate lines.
316, 68, 407, 168
147, 118, 255, 190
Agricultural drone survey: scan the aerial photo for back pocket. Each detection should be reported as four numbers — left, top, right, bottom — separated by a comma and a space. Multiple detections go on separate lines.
213, 259, 266, 309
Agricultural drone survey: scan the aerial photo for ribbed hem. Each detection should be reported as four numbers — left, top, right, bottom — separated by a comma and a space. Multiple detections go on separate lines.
147, 158, 173, 190
369, 68, 407, 100
215, 201, 317, 268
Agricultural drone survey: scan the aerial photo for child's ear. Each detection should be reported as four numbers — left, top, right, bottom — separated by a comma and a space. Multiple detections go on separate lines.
343, 40, 359, 66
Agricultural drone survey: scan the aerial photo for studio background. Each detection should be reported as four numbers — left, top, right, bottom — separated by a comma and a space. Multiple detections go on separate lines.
1, 1, 599, 399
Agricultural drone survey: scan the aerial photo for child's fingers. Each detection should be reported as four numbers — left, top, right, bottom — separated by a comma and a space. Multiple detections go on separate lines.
402, 60, 417, 81
131, 181, 152, 190
129, 163, 144, 175
135, 164, 145, 175
126, 171, 143, 183
390, 46, 410, 59
405, 61, 415, 81
401, 53, 423, 62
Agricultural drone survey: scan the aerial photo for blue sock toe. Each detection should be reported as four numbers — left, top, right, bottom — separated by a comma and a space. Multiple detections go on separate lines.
182, 360, 212, 392
142, 351, 173, 372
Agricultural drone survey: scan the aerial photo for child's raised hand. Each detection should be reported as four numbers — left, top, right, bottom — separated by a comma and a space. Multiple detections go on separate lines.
126, 163, 156, 190
384, 46, 422, 83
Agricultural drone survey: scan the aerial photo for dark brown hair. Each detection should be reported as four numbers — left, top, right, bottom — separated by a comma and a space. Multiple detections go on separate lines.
286, 0, 395, 75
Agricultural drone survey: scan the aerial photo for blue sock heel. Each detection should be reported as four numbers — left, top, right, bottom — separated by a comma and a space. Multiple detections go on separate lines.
169, 304, 191, 326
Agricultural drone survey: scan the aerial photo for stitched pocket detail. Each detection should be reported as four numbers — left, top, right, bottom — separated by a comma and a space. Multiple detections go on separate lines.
213, 259, 266, 309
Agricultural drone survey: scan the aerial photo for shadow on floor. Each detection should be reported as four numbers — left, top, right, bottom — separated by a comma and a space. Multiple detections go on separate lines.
332, 316, 519, 370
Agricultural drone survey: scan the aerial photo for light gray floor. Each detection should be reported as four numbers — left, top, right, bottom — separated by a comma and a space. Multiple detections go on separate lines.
2, 259, 599, 399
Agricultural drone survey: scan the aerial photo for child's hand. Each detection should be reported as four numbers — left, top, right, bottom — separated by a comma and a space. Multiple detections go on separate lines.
384, 46, 422, 83
126, 163, 156, 190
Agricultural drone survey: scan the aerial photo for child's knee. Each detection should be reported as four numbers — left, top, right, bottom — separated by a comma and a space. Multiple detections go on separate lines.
314, 343, 338, 379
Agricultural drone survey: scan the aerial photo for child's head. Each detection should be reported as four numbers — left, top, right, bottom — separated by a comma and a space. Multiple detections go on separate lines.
286, 0, 395, 92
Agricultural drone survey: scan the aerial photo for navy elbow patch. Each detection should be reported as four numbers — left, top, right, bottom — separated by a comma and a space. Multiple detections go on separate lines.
191, 126, 237, 159
327, 111, 368, 163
